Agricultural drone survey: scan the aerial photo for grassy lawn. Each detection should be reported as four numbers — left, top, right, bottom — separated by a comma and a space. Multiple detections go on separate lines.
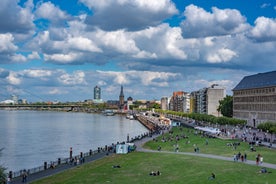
144, 126, 276, 164
32, 126, 276, 184
32, 152, 275, 184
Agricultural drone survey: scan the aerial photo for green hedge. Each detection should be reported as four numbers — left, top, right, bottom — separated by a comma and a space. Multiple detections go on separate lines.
155, 109, 246, 126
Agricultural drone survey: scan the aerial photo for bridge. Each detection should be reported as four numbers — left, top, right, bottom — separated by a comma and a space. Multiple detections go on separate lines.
0, 104, 82, 111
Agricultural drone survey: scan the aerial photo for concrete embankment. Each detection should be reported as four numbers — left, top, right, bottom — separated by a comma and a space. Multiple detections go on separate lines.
135, 115, 156, 132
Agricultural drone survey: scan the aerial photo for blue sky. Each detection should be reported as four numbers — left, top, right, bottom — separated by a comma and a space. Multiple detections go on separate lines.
0, 0, 276, 102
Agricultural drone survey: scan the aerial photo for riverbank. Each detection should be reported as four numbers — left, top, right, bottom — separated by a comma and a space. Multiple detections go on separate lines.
0, 110, 148, 173
9, 126, 276, 184
9, 132, 157, 184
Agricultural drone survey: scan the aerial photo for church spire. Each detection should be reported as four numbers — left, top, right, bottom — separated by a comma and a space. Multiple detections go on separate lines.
119, 85, 124, 109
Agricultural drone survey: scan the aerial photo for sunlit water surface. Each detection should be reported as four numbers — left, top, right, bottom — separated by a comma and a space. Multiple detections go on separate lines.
0, 110, 148, 171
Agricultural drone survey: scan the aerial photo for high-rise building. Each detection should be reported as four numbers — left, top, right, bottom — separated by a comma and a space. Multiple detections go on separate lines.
161, 97, 169, 110
119, 85, 125, 109
169, 91, 190, 113
233, 71, 276, 127
190, 85, 225, 116
94, 86, 101, 100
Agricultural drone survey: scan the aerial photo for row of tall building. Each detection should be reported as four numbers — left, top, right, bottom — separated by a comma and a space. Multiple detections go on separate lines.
92, 71, 276, 128
161, 84, 226, 117
161, 71, 276, 128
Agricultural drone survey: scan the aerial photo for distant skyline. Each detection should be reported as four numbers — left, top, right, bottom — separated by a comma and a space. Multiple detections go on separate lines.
0, 0, 275, 102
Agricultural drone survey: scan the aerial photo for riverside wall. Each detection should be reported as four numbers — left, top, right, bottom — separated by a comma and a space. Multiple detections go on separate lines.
135, 114, 157, 132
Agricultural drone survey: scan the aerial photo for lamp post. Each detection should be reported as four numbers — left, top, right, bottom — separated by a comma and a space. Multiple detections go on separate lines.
267, 130, 269, 142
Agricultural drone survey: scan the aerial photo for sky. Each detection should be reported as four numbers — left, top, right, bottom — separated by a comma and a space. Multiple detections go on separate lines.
0, 0, 275, 102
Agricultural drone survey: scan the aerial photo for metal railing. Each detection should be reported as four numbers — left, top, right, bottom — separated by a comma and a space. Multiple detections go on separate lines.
7, 132, 151, 179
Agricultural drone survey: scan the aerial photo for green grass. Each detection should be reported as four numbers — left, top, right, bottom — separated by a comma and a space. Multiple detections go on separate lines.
32, 127, 276, 184
32, 152, 275, 184
144, 127, 276, 164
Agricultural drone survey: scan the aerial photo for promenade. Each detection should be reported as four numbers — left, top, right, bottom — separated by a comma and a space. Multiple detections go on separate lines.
9, 130, 276, 184
8, 113, 276, 183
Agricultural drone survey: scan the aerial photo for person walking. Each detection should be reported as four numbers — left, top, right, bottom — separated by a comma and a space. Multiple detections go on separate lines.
22, 170, 27, 183
260, 155, 263, 164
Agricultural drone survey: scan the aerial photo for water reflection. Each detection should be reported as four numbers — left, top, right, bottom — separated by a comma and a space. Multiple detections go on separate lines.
0, 110, 148, 171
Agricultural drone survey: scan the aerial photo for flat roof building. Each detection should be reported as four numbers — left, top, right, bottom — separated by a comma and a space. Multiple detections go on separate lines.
191, 85, 226, 117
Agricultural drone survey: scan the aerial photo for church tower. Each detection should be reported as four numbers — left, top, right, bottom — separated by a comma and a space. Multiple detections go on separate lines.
119, 85, 124, 109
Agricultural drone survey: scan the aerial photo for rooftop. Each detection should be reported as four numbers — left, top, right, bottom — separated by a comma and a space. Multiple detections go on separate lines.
233, 71, 276, 91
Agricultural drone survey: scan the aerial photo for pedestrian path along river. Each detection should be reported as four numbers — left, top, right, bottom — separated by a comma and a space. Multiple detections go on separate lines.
10, 132, 276, 184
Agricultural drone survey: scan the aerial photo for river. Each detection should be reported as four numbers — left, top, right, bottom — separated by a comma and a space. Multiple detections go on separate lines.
0, 110, 148, 172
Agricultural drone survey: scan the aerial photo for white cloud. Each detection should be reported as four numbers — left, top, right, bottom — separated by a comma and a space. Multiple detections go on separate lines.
260, 3, 270, 8
164, 27, 187, 59
249, 17, 276, 42
49, 88, 68, 95
7, 72, 21, 85
98, 71, 129, 85
0, 33, 18, 52
81, 0, 178, 31
11, 54, 27, 62
0, 0, 35, 35
35, 2, 69, 23
27, 52, 40, 60
96, 29, 140, 54
97, 70, 179, 87
67, 36, 102, 52
58, 71, 87, 85
132, 24, 188, 60
44, 53, 81, 63
181, 4, 250, 38
23, 69, 52, 78
206, 48, 237, 63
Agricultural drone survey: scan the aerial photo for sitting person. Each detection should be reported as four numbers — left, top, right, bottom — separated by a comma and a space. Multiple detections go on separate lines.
260, 167, 267, 173
112, 165, 121, 168
208, 173, 215, 180
149, 170, 161, 176
250, 146, 256, 152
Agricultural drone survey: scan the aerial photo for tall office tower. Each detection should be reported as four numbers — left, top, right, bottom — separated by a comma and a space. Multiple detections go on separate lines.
94, 86, 101, 100
161, 97, 169, 110
119, 85, 125, 109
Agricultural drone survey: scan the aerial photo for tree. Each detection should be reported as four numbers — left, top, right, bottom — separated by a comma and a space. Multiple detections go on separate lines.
0, 148, 6, 184
217, 95, 233, 117
257, 122, 276, 134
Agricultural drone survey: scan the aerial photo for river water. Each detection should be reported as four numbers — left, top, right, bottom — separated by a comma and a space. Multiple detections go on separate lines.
0, 110, 148, 172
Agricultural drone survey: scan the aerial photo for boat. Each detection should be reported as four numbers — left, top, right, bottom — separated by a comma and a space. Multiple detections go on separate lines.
126, 114, 134, 120
103, 109, 115, 116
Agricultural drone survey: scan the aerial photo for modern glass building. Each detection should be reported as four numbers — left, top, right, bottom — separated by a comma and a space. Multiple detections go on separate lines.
94, 86, 101, 100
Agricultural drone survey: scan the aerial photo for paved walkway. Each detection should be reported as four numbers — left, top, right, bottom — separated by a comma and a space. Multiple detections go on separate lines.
10, 133, 276, 184
135, 134, 276, 170
10, 151, 114, 184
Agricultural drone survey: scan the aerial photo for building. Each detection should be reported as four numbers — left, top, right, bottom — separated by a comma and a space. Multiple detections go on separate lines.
161, 97, 169, 110
18, 99, 27, 104
119, 85, 125, 109
207, 84, 226, 116
127, 96, 133, 110
232, 71, 276, 127
93, 86, 103, 103
169, 91, 190, 113
94, 86, 101, 100
191, 85, 226, 117
11, 95, 18, 104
